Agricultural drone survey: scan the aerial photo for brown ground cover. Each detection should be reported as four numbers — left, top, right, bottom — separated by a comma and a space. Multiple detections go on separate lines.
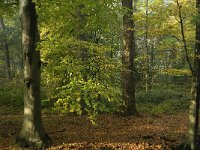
0, 109, 188, 150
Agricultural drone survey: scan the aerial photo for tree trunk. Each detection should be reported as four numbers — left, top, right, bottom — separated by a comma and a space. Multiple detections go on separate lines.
144, 0, 150, 92
176, 0, 193, 74
0, 18, 12, 81
16, 1, 50, 149
177, 0, 200, 149
76, 4, 88, 114
121, 0, 138, 116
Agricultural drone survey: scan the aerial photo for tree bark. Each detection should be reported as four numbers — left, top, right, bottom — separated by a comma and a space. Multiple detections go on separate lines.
121, 0, 138, 116
189, 0, 200, 148
0, 18, 12, 81
16, 1, 50, 149
177, 0, 200, 149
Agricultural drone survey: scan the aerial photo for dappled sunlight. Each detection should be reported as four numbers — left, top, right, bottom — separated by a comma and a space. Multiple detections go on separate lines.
48, 142, 163, 150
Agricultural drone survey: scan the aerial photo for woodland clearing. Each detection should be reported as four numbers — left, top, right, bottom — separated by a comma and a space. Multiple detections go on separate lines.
0, 107, 188, 150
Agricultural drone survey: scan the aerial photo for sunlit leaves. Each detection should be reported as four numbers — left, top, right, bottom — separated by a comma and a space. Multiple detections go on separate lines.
0, 0, 18, 18
36, 0, 124, 121
134, 0, 196, 83
40, 33, 122, 121
161, 68, 191, 76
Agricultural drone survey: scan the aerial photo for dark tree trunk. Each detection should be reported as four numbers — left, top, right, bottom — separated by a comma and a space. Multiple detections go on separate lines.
76, 4, 88, 114
190, 0, 200, 148
0, 18, 12, 81
16, 1, 50, 149
121, 0, 138, 116
176, 0, 193, 74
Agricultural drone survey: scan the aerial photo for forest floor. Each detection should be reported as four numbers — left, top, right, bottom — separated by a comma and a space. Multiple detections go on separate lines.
0, 107, 188, 150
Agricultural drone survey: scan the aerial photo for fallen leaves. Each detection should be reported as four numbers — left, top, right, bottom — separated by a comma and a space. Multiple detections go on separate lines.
0, 111, 189, 150
48, 142, 163, 150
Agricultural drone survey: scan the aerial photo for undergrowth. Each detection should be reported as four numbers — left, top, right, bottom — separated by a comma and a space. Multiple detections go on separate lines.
0, 82, 23, 107
0, 81, 191, 115
136, 85, 191, 115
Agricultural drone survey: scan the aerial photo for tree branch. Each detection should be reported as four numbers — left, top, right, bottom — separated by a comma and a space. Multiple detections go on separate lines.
176, 0, 194, 75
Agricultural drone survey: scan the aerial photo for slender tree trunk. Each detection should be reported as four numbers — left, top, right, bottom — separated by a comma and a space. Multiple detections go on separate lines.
0, 18, 11, 81
16, 1, 50, 149
144, 0, 150, 92
177, 0, 200, 149
121, 0, 138, 116
76, 4, 88, 114
176, 0, 193, 74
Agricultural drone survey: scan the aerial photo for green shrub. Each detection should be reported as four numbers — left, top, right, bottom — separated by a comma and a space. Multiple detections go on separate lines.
0, 82, 23, 107
136, 87, 191, 104
137, 99, 190, 115
40, 36, 123, 119
0, 82, 54, 113
136, 89, 164, 104
136, 85, 191, 114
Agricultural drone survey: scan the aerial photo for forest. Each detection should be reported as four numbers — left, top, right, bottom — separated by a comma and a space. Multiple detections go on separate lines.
0, 0, 200, 149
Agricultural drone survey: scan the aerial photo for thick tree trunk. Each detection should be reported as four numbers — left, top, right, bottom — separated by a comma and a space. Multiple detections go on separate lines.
0, 18, 12, 81
121, 0, 138, 116
189, 0, 200, 148
16, 1, 50, 149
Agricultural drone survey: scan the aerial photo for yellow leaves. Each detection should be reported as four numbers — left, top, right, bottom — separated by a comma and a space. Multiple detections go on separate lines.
40, 27, 49, 38
161, 68, 191, 76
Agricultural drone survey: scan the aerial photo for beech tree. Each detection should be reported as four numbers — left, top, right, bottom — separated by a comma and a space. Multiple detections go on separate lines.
16, 0, 50, 149
188, 0, 200, 148
121, 0, 138, 115
37, 0, 122, 121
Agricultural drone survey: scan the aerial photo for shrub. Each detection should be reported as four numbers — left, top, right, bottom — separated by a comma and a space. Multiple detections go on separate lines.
136, 85, 191, 114
136, 87, 191, 104
0, 82, 23, 107
137, 99, 190, 115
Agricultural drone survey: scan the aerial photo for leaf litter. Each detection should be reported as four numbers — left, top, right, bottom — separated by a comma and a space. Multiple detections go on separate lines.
0, 110, 188, 150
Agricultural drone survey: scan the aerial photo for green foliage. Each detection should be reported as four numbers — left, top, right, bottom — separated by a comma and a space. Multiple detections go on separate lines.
40, 36, 122, 121
136, 88, 189, 104
134, 0, 196, 87
0, 0, 18, 18
1, 0, 195, 119
137, 99, 190, 115
0, 14, 23, 79
0, 82, 23, 107
36, 0, 123, 121
136, 85, 191, 114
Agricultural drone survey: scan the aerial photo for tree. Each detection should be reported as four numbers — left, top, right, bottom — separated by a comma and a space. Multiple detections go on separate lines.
188, 0, 200, 148
0, 1, 23, 80
121, 0, 138, 115
176, 0, 193, 73
16, 0, 50, 149
177, 0, 200, 149
0, 17, 11, 81
144, 0, 150, 92
37, 0, 122, 121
